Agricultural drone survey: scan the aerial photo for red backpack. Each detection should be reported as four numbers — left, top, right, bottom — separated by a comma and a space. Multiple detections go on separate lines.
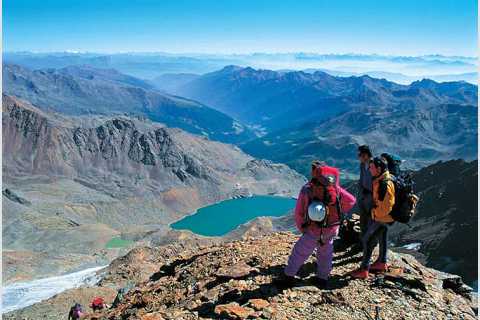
91, 296, 105, 309
309, 162, 342, 225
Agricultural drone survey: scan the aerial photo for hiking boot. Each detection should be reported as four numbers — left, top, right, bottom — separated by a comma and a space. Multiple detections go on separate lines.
349, 268, 369, 279
274, 274, 297, 287
349, 243, 363, 254
314, 278, 329, 289
370, 261, 388, 273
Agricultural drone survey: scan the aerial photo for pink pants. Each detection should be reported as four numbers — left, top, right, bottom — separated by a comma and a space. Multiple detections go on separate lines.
284, 227, 339, 280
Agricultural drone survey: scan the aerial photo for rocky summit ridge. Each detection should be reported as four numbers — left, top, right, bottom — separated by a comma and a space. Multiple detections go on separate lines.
9, 232, 475, 319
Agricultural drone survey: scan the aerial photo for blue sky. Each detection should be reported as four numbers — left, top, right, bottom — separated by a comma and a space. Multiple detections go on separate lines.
3, 0, 477, 56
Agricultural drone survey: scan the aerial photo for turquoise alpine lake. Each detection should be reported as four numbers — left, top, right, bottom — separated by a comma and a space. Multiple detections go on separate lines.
171, 195, 296, 236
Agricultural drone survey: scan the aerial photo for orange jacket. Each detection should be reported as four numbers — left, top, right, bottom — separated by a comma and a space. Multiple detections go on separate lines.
371, 171, 395, 223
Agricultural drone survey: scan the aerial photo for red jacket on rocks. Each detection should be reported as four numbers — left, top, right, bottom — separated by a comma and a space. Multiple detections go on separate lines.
294, 182, 356, 237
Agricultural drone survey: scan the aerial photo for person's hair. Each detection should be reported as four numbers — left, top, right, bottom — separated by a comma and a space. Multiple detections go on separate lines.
380, 152, 393, 161
358, 145, 372, 158
311, 160, 326, 168
371, 156, 388, 172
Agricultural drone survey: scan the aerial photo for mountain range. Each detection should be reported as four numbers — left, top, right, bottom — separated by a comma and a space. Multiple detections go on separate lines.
242, 100, 477, 176
3, 64, 254, 144
4, 60, 477, 177
300, 69, 478, 85
2, 94, 305, 283
4, 52, 477, 83
161, 66, 477, 175
172, 65, 477, 130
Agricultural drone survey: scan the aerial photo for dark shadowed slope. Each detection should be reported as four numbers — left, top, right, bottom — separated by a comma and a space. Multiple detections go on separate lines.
3, 64, 255, 144
389, 159, 478, 286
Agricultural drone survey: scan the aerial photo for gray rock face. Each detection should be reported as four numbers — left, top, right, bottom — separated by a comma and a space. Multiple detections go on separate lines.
2, 94, 306, 282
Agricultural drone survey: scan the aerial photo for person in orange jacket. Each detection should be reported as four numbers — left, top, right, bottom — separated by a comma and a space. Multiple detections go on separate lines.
350, 157, 395, 279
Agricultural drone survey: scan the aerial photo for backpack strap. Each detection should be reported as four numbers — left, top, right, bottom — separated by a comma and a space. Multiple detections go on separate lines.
302, 185, 313, 229
335, 186, 344, 225
378, 178, 390, 201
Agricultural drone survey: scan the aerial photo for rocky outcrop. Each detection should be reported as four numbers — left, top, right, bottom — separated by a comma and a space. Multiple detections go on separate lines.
3, 95, 304, 193
97, 233, 478, 320
6, 232, 476, 319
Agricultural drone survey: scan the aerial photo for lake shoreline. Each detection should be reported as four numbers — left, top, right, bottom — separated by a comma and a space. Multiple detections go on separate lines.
170, 194, 296, 237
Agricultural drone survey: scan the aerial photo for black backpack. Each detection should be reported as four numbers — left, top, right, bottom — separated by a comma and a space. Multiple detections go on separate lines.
381, 153, 402, 177
386, 173, 419, 224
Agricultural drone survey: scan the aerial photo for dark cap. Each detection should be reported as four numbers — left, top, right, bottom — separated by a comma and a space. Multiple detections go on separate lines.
358, 145, 372, 157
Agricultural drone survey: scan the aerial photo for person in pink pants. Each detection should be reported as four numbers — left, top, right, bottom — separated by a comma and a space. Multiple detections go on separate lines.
283, 164, 356, 287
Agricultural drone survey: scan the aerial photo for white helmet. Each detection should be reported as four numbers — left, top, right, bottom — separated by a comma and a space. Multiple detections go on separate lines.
308, 201, 328, 222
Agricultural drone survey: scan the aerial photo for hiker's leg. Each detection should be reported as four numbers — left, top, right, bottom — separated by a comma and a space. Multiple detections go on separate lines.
284, 232, 317, 277
359, 194, 372, 237
377, 224, 389, 263
316, 227, 339, 280
360, 222, 383, 269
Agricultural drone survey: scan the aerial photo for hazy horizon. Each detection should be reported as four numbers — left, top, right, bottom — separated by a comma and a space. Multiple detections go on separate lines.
4, 51, 477, 59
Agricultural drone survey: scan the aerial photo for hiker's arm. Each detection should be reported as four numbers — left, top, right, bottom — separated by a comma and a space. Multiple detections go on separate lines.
339, 187, 356, 213
372, 181, 395, 220
294, 189, 308, 232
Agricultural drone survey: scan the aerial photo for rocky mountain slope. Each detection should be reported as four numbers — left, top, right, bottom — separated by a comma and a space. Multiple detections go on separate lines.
2, 95, 305, 283
3, 64, 254, 144
242, 101, 477, 176
152, 73, 200, 93
389, 159, 478, 287
6, 232, 476, 319
172, 65, 477, 132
